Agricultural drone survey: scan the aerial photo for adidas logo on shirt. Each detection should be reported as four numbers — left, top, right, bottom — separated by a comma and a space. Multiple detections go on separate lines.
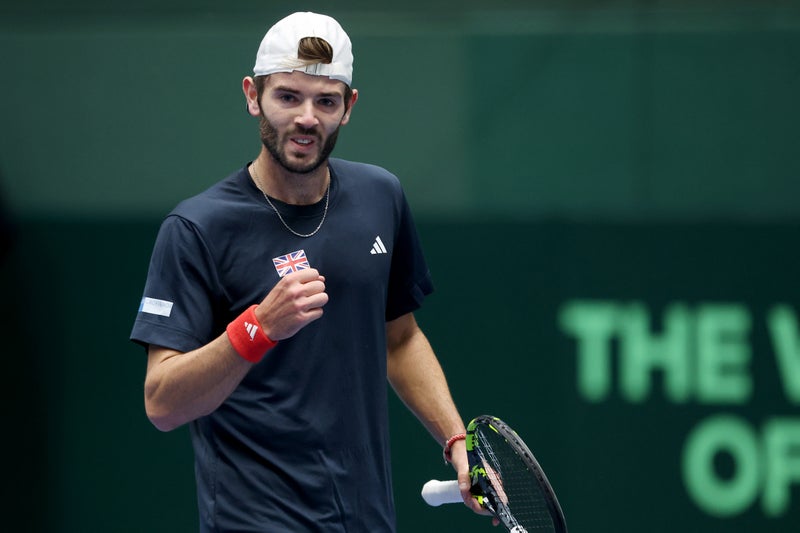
370, 236, 387, 255
244, 321, 259, 341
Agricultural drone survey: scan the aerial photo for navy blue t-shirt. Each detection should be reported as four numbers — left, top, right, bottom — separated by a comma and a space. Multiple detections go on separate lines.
130, 158, 433, 532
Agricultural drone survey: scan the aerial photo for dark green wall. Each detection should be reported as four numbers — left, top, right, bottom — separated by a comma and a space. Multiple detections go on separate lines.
1, 1, 798, 219
2, 1, 799, 531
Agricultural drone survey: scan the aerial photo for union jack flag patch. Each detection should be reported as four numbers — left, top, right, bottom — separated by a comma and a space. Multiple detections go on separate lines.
272, 249, 311, 278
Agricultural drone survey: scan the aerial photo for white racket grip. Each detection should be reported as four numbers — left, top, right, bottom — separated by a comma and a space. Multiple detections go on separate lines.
421, 479, 462, 506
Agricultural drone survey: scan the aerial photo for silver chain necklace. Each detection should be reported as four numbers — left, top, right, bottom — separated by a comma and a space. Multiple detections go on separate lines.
251, 165, 330, 238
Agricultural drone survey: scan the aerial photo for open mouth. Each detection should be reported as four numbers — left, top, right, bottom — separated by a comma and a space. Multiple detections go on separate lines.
290, 135, 317, 150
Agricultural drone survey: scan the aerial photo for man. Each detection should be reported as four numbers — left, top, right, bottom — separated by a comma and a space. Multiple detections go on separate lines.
131, 11, 481, 531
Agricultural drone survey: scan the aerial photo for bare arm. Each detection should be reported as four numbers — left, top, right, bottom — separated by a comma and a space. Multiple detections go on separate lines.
144, 269, 328, 431
386, 312, 463, 443
386, 312, 483, 513
144, 339, 252, 432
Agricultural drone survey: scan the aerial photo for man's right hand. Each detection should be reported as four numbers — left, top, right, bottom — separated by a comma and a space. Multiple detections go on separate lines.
255, 269, 328, 340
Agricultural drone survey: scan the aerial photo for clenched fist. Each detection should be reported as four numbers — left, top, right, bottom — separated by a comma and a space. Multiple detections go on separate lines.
253, 269, 328, 340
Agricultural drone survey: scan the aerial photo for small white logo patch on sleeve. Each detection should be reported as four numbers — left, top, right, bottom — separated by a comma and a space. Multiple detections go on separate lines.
139, 297, 174, 317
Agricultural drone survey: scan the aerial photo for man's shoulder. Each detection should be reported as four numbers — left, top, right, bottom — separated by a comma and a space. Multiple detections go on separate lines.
329, 158, 401, 188
169, 166, 250, 223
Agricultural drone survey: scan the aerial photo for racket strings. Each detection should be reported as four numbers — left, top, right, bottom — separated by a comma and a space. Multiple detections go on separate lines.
476, 427, 557, 531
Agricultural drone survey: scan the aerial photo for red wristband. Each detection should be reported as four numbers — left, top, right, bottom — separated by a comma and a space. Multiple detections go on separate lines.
443, 433, 466, 463
226, 305, 277, 363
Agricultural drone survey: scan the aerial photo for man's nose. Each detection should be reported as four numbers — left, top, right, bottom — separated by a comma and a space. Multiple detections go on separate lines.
295, 101, 320, 129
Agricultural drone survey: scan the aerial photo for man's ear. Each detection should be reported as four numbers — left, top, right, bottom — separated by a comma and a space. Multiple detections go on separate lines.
242, 76, 261, 116
340, 88, 359, 126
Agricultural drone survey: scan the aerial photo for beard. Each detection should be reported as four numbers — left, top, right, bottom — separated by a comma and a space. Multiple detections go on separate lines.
258, 114, 340, 175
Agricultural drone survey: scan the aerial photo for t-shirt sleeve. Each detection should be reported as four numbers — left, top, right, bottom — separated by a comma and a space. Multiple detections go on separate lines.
130, 215, 223, 353
385, 190, 434, 321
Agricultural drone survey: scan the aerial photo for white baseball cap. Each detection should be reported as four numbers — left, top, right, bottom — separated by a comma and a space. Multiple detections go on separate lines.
253, 12, 354, 86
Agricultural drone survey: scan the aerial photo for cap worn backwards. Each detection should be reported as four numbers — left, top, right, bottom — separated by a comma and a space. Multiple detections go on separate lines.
253, 12, 354, 86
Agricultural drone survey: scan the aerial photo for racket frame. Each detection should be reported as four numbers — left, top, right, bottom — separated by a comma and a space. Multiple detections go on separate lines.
466, 415, 568, 533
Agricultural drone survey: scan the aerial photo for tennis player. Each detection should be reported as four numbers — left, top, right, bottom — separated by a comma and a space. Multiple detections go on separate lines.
131, 11, 483, 531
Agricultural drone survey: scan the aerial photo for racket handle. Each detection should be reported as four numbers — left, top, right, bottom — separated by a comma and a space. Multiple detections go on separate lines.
421, 479, 462, 506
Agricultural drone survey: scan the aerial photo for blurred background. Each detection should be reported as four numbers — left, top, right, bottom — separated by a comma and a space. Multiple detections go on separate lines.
1, 0, 799, 531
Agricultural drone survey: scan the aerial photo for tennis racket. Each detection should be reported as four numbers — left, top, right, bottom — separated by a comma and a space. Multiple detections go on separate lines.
421, 415, 567, 533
